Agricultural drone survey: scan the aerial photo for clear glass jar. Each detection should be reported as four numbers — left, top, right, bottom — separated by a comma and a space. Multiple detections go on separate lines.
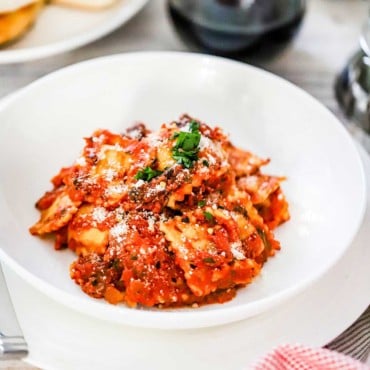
336, 15, 370, 148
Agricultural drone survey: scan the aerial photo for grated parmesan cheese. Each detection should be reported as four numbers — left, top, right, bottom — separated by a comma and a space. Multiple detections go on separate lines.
105, 184, 127, 196
135, 179, 145, 188
75, 156, 87, 166
110, 220, 128, 243
230, 241, 246, 260
103, 168, 117, 181
92, 207, 108, 223
146, 133, 162, 148
147, 216, 155, 232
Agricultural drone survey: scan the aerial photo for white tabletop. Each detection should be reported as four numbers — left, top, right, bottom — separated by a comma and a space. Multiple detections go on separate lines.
0, 0, 369, 368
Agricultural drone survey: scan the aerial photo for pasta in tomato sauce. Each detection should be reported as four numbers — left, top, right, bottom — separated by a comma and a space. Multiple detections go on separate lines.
30, 115, 290, 308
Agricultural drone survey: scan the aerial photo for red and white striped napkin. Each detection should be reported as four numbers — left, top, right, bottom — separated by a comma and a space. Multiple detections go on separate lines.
252, 306, 370, 370
252, 344, 369, 370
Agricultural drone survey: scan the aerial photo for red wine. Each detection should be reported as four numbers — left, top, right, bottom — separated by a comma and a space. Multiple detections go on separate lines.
167, 0, 306, 58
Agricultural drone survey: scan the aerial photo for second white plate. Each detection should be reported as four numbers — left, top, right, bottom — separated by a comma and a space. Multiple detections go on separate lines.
0, 0, 148, 64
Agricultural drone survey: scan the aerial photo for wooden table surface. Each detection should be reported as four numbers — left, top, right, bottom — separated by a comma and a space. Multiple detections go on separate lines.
0, 0, 368, 368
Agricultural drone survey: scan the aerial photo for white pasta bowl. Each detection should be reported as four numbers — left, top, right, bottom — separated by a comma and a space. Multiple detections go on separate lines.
0, 52, 366, 333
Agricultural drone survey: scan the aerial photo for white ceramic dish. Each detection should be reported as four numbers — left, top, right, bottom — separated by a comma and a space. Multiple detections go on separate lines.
0, 0, 148, 64
0, 0, 35, 13
0, 52, 366, 330
2, 145, 369, 370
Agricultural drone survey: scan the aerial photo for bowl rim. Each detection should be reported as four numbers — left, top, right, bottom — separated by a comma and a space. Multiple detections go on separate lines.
0, 51, 366, 330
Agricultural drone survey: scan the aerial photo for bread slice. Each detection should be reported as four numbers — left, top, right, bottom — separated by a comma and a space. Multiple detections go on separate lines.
0, 0, 43, 46
0, 0, 37, 13
51, 0, 118, 10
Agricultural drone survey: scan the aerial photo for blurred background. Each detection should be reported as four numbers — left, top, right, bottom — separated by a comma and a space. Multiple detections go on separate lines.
0, 0, 369, 149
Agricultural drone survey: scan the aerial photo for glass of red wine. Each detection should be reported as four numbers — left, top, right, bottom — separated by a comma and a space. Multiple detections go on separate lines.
167, 0, 306, 58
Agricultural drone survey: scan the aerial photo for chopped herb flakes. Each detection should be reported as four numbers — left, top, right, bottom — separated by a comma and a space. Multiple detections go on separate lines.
198, 200, 206, 207
233, 205, 249, 218
135, 166, 162, 181
203, 211, 214, 223
172, 120, 201, 168
110, 258, 121, 270
257, 229, 271, 253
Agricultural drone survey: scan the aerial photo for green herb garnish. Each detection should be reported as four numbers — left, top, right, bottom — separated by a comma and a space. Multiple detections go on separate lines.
198, 200, 206, 207
203, 211, 214, 223
172, 120, 201, 169
233, 205, 249, 218
135, 166, 162, 181
257, 229, 271, 254
110, 258, 121, 270
202, 159, 209, 167
203, 257, 215, 264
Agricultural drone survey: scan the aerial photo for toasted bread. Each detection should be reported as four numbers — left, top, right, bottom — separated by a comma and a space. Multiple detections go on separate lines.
51, 0, 117, 10
0, 0, 43, 46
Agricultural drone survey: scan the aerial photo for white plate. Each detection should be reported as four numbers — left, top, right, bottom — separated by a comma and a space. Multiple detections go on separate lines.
0, 0, 148, 64
0, 52, 366, 330
1, 145, 369, 370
